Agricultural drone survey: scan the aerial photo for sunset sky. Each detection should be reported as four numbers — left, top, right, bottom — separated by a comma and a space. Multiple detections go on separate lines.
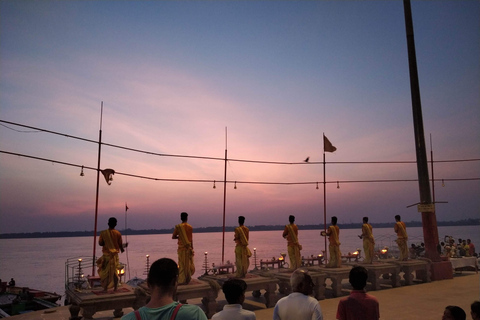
1, 1, 479, 234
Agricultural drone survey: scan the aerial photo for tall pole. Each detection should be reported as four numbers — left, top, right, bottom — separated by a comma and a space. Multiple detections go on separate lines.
430, 135, 436, 205
323, 140, 327, 260
403, 0, 440, 262
221, 127, 227, 264
92, 102, 104, 275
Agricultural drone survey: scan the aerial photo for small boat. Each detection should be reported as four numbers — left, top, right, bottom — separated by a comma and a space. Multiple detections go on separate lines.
0, 284, 61, 317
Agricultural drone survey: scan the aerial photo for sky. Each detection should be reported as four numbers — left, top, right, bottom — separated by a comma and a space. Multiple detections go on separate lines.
0, 1, 479, 234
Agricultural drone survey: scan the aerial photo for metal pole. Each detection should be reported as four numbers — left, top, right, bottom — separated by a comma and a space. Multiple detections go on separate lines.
430, 135, 435, 205
221, 127, 227, 264
92, 102, 103, 275
323, 147, 327, 261
403, 0, 440, 262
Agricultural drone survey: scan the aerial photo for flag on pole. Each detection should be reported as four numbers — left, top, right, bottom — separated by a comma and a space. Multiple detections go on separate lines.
323, 135, 337, 153
101, 168, 115, 185
125, 203, 129, 211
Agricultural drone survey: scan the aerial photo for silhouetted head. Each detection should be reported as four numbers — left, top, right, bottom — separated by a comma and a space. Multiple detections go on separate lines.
180, 212, 188, 222
147, 258, 178, 295
443, 306, 466, 320
363, 217, 368, 223
471, 301, 480, 320
349, 266, 368, 290
108, 217, 117, 228
222, 279, 247, 305
331, 216, 337, 225
289, 215, 295, 223
238, 216, 245, 225
395, 215, 401, 222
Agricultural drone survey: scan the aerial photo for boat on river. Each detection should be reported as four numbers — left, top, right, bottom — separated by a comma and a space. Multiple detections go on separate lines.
0, 283, 61, 317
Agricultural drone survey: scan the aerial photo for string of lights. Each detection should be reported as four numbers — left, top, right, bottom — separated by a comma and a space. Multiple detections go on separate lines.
2, 119, 479, 165
1, 150, 478, 187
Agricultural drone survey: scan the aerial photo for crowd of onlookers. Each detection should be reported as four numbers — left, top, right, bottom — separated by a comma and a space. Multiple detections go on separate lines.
440, 237, 476, 258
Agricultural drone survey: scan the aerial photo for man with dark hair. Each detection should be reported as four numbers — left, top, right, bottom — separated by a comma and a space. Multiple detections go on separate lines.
336, 266, 379, 320
359, 217, 375, 264
97, 217, 126, 292
442, 305, 466, 320
172, 212, 195, 284
273, 269, 323, 320
283, 215, 302, 270
122, 258, 207, 320
212, 279, 256, 320
394, 215, 408, 261
234, 216, 251, 278
471, 301, 480, 320
321, 216, 342, 268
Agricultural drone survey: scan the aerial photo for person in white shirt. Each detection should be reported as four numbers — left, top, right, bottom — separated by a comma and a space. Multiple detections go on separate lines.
273, 269, 323, 320
212, 278, 256, 320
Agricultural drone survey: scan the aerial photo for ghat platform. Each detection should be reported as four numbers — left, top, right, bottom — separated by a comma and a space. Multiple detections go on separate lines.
200, 273, 277, 308
306, 265, 352, 297
257, 269, 327, 300
65, 284, 138, 320
138, 278, 219, 318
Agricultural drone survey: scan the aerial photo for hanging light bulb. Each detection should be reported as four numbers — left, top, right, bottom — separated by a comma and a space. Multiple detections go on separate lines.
234, 181, 237, 189
316, 182, 319, 190
442, 179, 445, 187
80, 166, 84, 177
213, 180, 216, 189
337, 181, 340, 189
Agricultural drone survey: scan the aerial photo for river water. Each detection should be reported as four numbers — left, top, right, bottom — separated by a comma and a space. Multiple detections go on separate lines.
0, 226, 478, 302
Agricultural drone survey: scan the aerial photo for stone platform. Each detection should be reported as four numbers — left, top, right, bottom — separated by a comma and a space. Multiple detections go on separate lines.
138, 278, 219, 318
257, 269, 327, 300
387, 259, 431, 285
305, 265, 352, 297
65, 284, 139, 319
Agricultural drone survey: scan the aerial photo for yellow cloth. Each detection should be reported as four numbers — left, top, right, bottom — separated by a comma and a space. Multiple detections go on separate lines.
234, 225, 251, 277
173, 223, 195, 284
284, 224, 302, 270
394, 221, 408, 261
97, 229, 123, 289
327, 225, 342, 268
362, 223, 375, 263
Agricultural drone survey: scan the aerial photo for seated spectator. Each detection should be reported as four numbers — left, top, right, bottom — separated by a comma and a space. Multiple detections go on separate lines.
336, 266, 379, 320
467, 239, 476, 257
442, 305, 466, 320
212, 278, 255, 320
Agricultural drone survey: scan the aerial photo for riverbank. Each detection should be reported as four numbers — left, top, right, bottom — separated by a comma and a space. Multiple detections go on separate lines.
2, 218, 479, 239
6, 271, 479, 319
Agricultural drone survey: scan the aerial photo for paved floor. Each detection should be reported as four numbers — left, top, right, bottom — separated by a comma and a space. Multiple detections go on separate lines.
7, 272, 479, 319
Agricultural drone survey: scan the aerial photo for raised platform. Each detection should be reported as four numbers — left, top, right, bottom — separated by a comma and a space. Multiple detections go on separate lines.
387, 259, 431, 285
364, 262, 401, 290
65, 284, 139, 319
200, 273, 277, 308
306, 265, 352, 297
258, 269, 327, 300
138, 278, 219, 318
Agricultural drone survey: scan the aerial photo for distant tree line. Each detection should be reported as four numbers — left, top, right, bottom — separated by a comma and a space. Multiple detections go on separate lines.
0, 218, 478, 239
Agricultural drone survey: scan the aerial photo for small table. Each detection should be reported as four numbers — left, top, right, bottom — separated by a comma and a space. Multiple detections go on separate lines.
212, 264, 235, 275
302, 256, 324, 266
450, 257, 478, 273
260, 259, 287, 269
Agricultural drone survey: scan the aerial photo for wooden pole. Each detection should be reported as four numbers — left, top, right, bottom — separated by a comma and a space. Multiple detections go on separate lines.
92, 102, 103, 275
221, 128, 227, 264
403, 0, 440, 262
